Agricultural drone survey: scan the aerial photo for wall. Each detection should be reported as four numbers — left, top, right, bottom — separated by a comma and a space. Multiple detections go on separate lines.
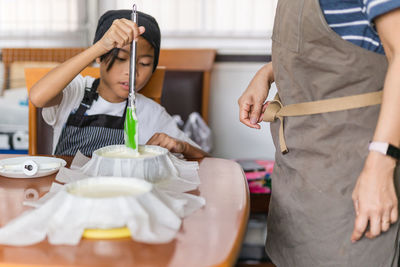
208, 62, 277, 160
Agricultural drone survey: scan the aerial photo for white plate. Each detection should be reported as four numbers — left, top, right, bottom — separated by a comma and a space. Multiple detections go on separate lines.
0, 156, 66, 178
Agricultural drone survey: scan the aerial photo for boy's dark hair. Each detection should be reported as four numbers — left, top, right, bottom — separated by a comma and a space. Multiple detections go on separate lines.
93, 9, 161, 72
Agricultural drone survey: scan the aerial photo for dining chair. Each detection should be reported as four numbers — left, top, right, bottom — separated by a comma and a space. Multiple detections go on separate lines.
25, 66, 166, 155
158, 49, 216, 124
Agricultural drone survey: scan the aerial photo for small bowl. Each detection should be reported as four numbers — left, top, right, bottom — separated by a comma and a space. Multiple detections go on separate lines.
66, 176, 152, 198
81, 145, 178, 182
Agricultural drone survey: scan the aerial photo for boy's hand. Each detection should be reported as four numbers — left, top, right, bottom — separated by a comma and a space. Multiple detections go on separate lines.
98, 18, 145, 52
146, 133, 188, 154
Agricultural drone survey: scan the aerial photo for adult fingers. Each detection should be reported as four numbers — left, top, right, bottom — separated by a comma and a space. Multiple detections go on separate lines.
258, 102, 269, 123
381, 212, 391, 232
352, 198, 359, 216
365, 216, 381, 239
351, 214, 368, 242
249, 102, 263, 126
390, 206, 398, 224
239, 102, 260, 129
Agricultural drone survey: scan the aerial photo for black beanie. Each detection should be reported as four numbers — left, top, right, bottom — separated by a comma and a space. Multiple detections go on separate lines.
93, 9, 161, 71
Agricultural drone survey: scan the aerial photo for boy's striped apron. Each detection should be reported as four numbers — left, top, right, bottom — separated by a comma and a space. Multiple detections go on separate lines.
55, 79, 127, 156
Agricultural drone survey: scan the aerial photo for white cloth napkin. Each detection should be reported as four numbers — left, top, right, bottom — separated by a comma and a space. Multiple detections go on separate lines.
0, 180, 182, 245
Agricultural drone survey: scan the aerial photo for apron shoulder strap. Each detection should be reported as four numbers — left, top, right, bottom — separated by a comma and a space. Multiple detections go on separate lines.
75, 78, 100, 117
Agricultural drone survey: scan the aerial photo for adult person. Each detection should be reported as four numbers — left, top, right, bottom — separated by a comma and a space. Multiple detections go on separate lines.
238, 0, 400, 266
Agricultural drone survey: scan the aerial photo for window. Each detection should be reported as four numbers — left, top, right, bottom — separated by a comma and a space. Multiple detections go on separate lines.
102, 0, 278, 54
0, 0, 87, 47
0, 0, 278, 53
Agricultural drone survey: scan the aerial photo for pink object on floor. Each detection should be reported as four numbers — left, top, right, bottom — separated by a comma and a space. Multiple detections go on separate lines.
248, 181, 271, 193
245, 171, 268, 180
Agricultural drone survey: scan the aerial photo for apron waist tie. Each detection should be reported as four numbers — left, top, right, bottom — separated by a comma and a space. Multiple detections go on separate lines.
263, 91, 383, 153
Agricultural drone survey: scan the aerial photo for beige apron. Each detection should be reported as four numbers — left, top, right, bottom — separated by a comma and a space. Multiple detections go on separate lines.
265, 0, 400, 266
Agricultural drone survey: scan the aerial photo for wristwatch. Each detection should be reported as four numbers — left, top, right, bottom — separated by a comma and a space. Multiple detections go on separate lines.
368, 141, 400, 160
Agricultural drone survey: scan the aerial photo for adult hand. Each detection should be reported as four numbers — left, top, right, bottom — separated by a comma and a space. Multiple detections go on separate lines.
146, 132, 188, 154
98, 18, 145, 52
238, 62, 274, 129
351, 152, 398, 242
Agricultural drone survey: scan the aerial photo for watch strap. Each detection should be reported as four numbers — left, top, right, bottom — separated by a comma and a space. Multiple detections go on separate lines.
387, 143, 400, 160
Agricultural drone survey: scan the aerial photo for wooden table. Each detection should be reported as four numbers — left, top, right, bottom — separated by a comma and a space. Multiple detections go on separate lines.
0, 155, 249, 267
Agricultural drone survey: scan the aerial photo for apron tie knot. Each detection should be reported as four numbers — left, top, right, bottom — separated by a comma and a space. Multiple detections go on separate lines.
263, 95, 289, 153
263, 95, 283, 122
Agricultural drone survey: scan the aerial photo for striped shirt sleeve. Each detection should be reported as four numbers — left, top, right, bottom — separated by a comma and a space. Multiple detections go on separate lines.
319, 0, 400, 53
365, 0, 400, 22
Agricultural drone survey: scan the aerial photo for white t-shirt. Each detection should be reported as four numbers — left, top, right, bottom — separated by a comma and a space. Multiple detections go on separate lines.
43, 75, 197, 153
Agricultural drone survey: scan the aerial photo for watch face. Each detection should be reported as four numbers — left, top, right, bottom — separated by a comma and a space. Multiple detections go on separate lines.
368, 141, 389, 156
